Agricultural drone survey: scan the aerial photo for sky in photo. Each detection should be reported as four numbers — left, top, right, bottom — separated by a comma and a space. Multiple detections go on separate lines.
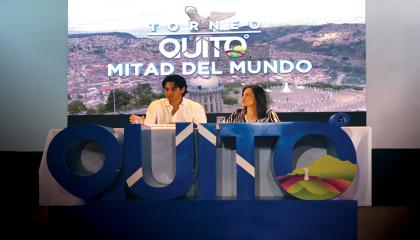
69, 0, 365, 34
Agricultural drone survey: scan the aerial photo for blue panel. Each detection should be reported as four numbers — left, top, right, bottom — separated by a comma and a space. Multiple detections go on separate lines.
198, 123, 217, 200
49, 200, 357, 240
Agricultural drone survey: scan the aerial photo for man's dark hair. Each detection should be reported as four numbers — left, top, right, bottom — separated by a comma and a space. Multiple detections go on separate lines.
242, 85, 268, 119
162, 74, 188, 96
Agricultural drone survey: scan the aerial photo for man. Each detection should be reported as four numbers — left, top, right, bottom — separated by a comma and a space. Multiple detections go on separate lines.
130, 74, 207, 124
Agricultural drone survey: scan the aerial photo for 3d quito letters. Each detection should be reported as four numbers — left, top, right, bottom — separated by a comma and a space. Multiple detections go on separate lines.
47, 122, 356, 200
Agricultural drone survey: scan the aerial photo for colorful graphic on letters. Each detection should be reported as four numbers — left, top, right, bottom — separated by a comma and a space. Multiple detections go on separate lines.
278, 155, 357, 200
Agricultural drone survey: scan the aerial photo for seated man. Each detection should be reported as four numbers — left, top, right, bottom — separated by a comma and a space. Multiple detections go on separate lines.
130, 74, 207, 124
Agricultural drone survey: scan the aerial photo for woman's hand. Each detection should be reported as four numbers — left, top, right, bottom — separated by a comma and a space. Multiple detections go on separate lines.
129, 115, 144, 124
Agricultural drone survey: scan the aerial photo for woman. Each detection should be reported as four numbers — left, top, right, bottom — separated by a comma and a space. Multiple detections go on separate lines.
225, 85, 280, 123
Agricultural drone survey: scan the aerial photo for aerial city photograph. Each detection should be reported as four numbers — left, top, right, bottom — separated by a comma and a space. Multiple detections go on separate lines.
67, 0, 365, 115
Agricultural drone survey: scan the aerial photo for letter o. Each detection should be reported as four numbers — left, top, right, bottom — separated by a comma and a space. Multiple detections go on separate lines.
223, 36, 247, 52
249, 21, 261, 29
47, 124, 122, 199
295, 60, 312, 73
168, 23, 180, 32
159, 38, 181, 58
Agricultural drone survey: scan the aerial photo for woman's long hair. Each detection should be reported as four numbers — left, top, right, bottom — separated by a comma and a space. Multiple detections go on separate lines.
243, 85, 268, 119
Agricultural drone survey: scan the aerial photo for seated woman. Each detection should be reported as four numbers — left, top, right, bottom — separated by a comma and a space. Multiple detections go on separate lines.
225, 85, 280, 123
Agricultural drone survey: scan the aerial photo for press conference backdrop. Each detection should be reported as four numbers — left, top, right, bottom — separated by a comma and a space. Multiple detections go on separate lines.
67, 0, 366, 115
0, 0, 419, 151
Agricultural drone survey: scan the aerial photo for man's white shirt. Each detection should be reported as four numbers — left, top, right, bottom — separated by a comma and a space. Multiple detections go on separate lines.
144, 98, 207, 124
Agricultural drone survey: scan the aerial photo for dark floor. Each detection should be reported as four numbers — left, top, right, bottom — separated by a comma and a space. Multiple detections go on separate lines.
358, 206, 418, 240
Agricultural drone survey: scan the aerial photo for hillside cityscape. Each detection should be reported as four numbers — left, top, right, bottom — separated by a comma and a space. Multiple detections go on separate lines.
67, 23, 365, 115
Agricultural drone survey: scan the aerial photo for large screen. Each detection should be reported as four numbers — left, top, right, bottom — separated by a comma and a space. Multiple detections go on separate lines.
68, 0, 365, 115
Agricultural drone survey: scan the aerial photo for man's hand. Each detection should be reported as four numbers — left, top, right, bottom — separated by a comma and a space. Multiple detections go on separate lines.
129, 115, 144, 124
